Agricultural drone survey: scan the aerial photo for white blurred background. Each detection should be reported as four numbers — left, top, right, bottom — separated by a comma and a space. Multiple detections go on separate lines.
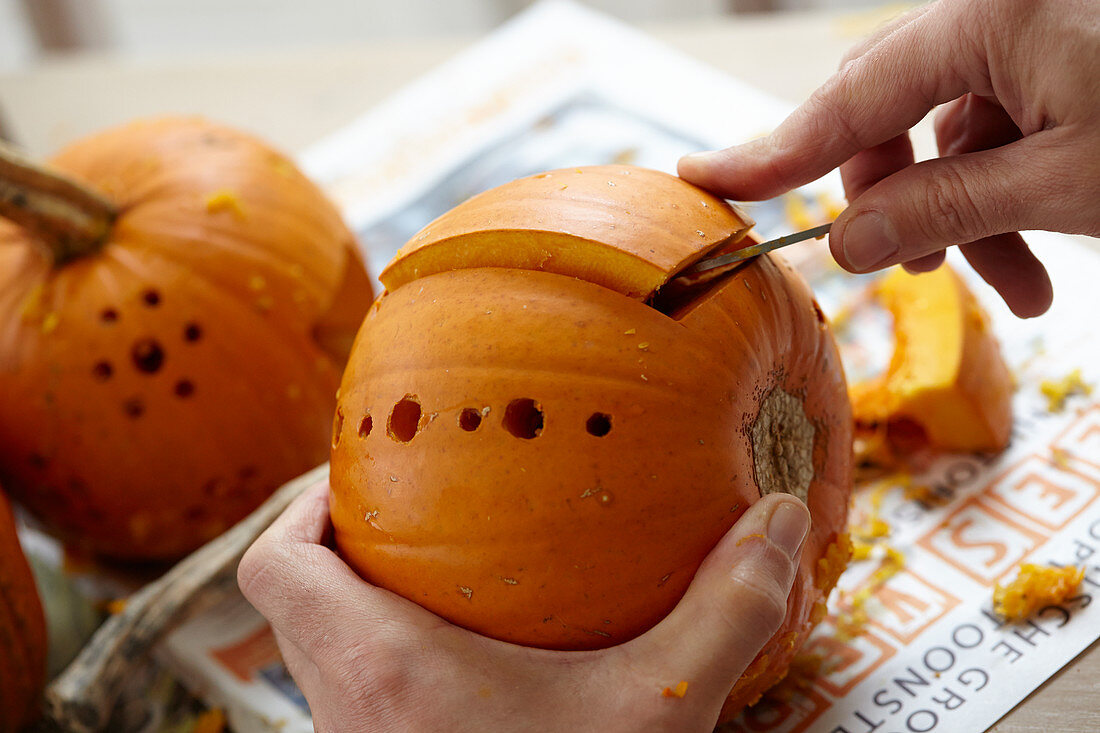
1, 0, 893, 69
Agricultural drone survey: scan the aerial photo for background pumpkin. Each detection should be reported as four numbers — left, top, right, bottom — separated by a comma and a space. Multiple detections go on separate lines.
0, 117, 374, 560
330, 166, 852, 720
0, 488, 47, 733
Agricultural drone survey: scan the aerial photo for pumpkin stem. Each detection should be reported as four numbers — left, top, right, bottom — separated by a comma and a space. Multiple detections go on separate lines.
0, 141, 116, 265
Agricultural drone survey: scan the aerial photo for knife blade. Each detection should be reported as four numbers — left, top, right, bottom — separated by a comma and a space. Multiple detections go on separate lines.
686, 222, 832, 275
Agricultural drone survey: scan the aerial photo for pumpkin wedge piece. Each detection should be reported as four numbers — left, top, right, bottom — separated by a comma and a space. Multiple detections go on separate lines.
379, 165, 753, 300
851, 264, 1013, 460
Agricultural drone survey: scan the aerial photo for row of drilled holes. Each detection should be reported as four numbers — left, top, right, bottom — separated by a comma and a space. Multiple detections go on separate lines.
344, 397, 613, 444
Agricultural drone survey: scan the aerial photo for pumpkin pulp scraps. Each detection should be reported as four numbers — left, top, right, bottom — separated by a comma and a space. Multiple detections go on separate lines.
836, 545, 906, 641
1039, 369, 1093, 412
993, 564, 1085, 621
662, 680, 690, 698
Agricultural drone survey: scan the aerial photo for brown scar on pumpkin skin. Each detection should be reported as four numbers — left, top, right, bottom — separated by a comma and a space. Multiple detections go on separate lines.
751, 386, 815, 503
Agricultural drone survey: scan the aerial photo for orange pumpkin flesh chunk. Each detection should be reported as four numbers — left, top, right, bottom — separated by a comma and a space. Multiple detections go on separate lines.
851, 265, 1013, 461
994, 563, 1084, 621
332, 167, 852, 722
379, 165, 753, 300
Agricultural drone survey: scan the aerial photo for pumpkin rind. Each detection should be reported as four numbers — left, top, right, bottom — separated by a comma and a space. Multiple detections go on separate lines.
380, 165, 753, 300
332, 166, 851, 721
0, 118, 374, 560
0, 490, 47, 733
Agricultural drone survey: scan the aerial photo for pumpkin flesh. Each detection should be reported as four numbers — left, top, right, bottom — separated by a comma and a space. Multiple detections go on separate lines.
851, 265, 1012, 462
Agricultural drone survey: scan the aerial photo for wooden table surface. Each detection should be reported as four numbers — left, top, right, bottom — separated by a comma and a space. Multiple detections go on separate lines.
1, 5, 1096, 731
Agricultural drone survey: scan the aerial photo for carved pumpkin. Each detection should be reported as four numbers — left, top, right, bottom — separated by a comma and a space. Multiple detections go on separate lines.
0, 489, 47, 732
850, 265, 1013, 465
330, 166, 852, 718
0, 118, 373, 560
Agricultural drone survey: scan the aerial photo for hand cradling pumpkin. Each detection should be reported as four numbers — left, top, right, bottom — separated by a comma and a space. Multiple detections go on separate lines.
0, 488, 46, 733
329, 165, 853, 720
0, 118, 373, 560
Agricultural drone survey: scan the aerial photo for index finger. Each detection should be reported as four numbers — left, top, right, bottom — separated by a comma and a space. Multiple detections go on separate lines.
679, 0, 982, 200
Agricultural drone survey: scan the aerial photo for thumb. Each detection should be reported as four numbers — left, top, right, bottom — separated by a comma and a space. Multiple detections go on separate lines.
831, 130, 1094, 272
620, 494, 809, 704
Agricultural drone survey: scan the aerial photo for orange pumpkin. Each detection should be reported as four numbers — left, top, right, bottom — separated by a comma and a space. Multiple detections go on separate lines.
0, 489, 47, 733
0, 117, 373, 560
330, 166, 852, 718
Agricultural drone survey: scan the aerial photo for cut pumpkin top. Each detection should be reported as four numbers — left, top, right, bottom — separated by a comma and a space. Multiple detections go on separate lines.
379, 165, 753, 300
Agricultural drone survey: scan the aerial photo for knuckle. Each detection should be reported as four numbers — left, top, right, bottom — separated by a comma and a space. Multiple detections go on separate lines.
725, 569, 789, 637
921, 166, 988, 242
808, 73, 867, 155
839, 46, 863, 69
312, 645, 422, 732
330, 639, 434, 706
237, 542, 277, 603
238, 540, 324, 611
987, 0, 1032, 19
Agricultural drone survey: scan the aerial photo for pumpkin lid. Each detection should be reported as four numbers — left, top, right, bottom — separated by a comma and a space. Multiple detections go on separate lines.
379, 165, 753, 300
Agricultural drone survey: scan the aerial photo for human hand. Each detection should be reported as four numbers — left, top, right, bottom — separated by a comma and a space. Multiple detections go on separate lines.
679, 0, 1100, 318
237, 480, 810, 733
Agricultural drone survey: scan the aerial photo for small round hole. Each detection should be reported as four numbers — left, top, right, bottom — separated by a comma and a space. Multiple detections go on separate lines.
586, 412, 612, 437
388, 397, 421, 443
358, 414, 373, 438
174, 379, 195, 398
123, 397, 144, 418
131, 338, 165, 373
100, 308, 118, 324
142, 289, 161, 307
184, 323, 203, 342
332, 408, 345, 448
458, 408, 483, 432
504, 398, 543, 439
92, 361, 113, 381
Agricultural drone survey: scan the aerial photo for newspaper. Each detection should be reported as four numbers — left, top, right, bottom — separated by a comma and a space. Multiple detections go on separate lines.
718, 229, 1100, 733
145, 1, 1100, 730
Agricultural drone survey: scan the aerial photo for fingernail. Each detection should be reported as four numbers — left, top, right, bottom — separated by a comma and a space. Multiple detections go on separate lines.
767, 502, 810, 558
678, 150, 722, 174
841, 211, 899, 271
681, 150, 720, 163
